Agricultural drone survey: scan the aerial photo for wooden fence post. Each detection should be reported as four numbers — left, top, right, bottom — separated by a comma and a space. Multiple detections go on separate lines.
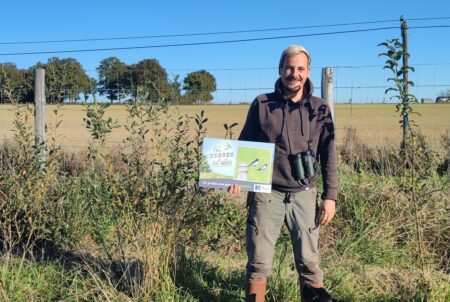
34, 68, 46, 164
321, 67, 334, 119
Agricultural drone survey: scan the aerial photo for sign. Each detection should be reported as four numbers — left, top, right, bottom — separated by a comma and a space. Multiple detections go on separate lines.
199, 137, 275, 193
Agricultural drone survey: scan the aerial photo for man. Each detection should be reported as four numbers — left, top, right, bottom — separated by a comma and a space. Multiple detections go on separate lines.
229, 45, 337, 302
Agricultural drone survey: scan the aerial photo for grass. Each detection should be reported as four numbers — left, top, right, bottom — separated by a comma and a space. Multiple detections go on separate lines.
0, 103, 449, 149
0, 101, 448, 301
0, 257, 93, 301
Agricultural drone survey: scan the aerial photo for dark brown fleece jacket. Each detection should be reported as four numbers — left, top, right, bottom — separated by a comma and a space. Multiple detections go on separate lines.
239, 78, 338, 201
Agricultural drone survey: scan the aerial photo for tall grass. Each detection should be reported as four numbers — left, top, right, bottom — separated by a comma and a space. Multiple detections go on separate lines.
0, 102, 448, 301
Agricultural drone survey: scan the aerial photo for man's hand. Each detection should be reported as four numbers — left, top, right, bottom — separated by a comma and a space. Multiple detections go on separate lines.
319, 199, 336, 225
228, 184, 241, 194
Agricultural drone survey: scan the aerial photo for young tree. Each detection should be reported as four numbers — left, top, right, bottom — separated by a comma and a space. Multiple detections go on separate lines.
183, 70, 216, 104
379, 39, 417, 149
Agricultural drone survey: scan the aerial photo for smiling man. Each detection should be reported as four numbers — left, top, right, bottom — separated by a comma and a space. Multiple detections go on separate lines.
229, 45, 337, 302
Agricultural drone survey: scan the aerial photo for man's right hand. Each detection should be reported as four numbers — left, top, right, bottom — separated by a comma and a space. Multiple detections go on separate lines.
228, 184, 241, 194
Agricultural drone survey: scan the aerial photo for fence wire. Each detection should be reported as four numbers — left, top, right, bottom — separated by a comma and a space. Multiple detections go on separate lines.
2, 64, 450, 104
0, 64, 449, 155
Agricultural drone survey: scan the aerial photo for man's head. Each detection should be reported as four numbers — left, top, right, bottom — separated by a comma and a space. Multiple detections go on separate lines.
278, 45, 311, 100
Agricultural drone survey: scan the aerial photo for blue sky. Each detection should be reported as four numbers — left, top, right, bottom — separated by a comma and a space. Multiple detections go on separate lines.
2, 0, 450, 103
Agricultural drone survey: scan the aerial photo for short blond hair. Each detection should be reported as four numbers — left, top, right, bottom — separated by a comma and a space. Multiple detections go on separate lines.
278, 45, 311, 70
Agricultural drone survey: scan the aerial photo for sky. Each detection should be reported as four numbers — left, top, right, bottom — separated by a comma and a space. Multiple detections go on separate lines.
1, 0, 450, 103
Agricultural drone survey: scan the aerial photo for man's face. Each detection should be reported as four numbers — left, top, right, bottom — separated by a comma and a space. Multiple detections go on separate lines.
279, 53, 311, 96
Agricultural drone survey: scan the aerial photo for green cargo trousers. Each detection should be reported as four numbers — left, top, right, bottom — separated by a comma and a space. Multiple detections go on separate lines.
246, 187, 324, 286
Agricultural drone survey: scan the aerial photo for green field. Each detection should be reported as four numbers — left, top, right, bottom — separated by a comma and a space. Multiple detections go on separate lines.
1, 103, 449, 149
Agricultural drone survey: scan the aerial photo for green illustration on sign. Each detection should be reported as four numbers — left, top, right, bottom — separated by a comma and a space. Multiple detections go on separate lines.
234, 146, 272, 183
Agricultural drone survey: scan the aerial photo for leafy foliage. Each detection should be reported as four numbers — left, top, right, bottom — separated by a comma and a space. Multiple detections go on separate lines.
183, 70, 217, 104
130, 59, 172, 102
97, 57, 131, 102
1, 57, 219, 104
223, 122, 238, 139
378, 39, 418, 148
0, 63, 33, 103
83, 100, 120, 161
39, 57, 94, 103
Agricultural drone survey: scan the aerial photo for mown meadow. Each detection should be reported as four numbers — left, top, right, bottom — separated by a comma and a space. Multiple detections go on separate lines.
1, 103, 449, 149
0, 101, 449, 301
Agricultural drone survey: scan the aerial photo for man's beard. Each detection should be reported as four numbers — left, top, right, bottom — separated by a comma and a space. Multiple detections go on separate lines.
283, 79, 302, 95
284, 84, 301, 94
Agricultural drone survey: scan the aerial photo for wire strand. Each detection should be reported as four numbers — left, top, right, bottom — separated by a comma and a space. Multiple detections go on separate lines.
0, 19, 400, 45
407, 16, 450, 21
2, 16, 450, 46
0, 26, 399, 56
0, 24, 449, 57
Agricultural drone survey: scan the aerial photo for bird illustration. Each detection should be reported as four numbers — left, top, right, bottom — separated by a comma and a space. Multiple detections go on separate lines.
248, 158, 259, 167
257, 163, 267, 171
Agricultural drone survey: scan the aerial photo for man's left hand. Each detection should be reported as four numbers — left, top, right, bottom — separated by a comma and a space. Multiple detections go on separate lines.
320, 199, 336, 225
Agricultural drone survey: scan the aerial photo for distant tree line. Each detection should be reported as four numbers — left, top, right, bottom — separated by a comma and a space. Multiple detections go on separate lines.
0, 57, 216, 104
